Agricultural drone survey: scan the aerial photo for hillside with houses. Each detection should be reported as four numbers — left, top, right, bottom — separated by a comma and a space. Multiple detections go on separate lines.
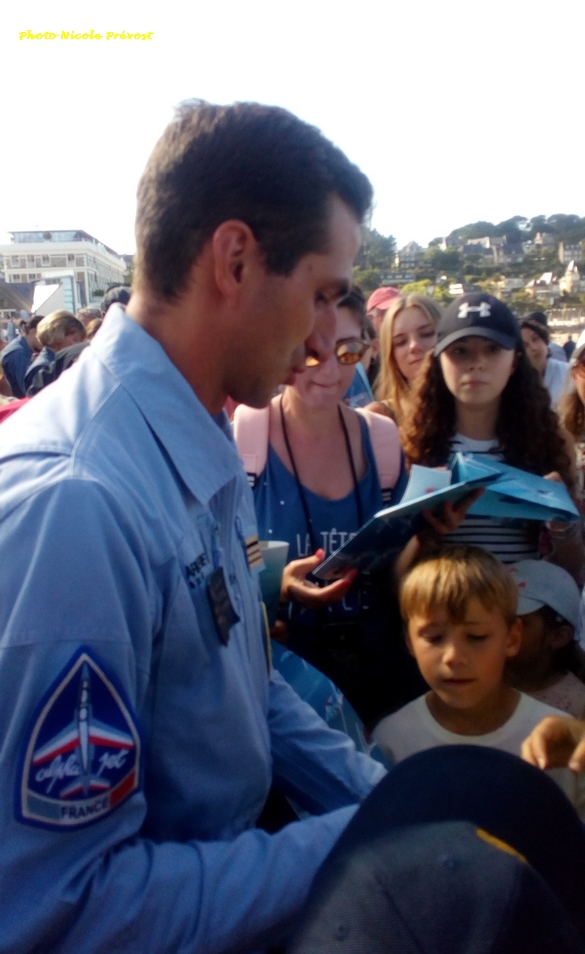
354, 215, 585, 331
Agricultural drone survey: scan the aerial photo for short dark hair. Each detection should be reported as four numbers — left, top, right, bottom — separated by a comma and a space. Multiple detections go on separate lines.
526, 311, 548, 327
134, 101, 372, 300
101, 286, 131, 313
338, 286, 370, 338
25, 314, 43, 332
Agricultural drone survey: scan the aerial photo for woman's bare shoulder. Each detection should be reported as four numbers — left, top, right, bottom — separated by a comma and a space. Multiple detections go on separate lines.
365, 400, 396, 421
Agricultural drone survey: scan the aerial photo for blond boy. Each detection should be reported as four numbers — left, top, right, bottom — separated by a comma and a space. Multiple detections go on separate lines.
372, 546, 585, 816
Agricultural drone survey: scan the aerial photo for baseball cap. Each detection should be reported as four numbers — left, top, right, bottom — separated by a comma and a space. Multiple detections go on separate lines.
570, 329, 585, 366
290, 820, 582, 954
366, 286, 400, 313
289, 746, 585, 952
510, 559, 581, 627
434, 293, 521, 356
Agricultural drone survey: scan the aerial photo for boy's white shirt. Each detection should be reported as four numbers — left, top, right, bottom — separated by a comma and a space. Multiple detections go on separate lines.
373, 692, 585, 819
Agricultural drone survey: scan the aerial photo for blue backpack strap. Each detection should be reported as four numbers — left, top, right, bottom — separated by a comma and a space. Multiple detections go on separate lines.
232, 404, 270, 489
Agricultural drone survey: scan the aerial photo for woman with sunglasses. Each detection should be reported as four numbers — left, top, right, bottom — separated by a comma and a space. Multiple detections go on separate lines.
234, 288, 427, 724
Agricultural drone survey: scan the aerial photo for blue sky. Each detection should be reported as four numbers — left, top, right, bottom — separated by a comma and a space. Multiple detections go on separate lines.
2, 0, 584, 255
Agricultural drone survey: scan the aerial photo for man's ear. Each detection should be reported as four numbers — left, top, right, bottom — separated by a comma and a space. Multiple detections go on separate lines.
506, 617, 523, 659
550, 624, 574, 651
211, 220, 260, 302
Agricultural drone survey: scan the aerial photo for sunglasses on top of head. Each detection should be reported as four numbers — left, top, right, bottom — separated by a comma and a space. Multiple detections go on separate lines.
304, 338, 369, 368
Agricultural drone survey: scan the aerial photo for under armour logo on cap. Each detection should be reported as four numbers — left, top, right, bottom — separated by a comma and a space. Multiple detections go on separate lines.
458, 302, 492, 320
434, 293, 520, 356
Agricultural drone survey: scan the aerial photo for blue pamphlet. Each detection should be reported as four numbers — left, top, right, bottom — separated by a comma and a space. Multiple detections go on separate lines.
314, 453, 579, 581
314, 454, 499, 580
466, 455, 580, 523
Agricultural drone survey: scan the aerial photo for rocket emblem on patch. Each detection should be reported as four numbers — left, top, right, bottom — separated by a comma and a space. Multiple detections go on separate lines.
17, 649, 141, 829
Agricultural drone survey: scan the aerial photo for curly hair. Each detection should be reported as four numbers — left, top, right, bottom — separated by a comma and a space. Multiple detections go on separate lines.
400, 346, 574, 490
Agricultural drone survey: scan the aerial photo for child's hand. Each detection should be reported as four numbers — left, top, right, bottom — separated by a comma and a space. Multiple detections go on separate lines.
280, 549, 358, 609
521, 715, 585, 773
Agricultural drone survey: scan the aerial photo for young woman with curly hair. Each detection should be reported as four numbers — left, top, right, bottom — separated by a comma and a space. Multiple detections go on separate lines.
400, 293, 582, 576
367, 294, 442, 424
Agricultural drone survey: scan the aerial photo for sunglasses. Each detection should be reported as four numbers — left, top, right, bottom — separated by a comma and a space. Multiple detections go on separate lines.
305, 338, 369, 368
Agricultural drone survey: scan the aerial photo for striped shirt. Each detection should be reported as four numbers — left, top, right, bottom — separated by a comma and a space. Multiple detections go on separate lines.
446, 434, 540, 564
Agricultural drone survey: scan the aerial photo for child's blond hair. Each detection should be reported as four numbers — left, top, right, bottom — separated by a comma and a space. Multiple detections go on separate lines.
400, 545, 518, 627
37, 311, 85, 350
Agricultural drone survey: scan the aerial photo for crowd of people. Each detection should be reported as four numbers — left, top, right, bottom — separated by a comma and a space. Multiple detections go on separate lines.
0, 288, 128, 415
1, 100, 585, 952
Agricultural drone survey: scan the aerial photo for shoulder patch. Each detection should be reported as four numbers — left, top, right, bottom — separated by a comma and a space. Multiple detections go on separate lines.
16, 648, 141, 830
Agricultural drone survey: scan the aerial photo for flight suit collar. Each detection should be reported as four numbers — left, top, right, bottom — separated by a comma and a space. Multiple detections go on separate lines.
93, 305, 241, 506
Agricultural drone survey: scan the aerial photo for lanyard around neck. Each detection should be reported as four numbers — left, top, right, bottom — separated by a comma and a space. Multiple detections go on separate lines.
279, 394, 364, 554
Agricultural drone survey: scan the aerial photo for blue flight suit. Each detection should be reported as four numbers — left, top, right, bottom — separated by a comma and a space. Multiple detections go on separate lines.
0, 305, 385, 954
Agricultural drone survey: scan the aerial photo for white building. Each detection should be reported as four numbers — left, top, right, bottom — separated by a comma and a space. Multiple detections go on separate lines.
559, 262, 585, 296
394, 241, 425, 269
0, 230, 126, 312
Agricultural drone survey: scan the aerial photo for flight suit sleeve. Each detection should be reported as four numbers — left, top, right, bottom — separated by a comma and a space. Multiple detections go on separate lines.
0, 478, 359, 954
268, 668, 386, 814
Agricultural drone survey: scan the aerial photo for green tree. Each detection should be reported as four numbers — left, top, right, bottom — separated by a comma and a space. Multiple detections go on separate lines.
446, 221, 495, 245
476, 278, 500, 296
423, 246, 461, 275
493, 216, 528, 244
527, 215, 548, 238
431, 286, 454, 305
508, 290, 534, 314
355, 228, 396, 271
400, 280, 432, 296
352, 267, 381, 295
523, 247, 559, 279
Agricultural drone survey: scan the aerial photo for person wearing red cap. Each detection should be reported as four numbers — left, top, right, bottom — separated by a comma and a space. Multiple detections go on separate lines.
366, 286, 400, 332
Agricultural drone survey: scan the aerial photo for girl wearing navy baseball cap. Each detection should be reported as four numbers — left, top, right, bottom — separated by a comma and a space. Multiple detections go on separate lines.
400, 293, 582, 575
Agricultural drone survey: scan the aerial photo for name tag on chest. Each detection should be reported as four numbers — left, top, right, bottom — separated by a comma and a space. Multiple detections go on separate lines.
206, 566, 240, 646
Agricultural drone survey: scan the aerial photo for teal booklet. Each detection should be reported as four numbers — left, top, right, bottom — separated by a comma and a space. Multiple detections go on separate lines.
314, 454, 500, 580
314, 453, 579, 581
466, 455, 580, 523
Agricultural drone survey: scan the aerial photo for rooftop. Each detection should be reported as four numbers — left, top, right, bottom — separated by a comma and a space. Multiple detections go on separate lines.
7, 231, 121, 258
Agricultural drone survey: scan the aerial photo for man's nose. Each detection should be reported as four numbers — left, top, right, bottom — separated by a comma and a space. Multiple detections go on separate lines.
303, 304, 337, 366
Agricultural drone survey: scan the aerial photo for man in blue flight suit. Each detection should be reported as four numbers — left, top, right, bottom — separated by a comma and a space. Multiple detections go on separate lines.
0, 101, 386, 953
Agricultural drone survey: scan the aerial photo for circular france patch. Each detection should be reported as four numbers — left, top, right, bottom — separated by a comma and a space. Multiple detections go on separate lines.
17, 648, 141, 829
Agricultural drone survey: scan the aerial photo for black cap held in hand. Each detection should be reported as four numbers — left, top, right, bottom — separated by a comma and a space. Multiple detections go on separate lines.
288, 747, 585, 954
